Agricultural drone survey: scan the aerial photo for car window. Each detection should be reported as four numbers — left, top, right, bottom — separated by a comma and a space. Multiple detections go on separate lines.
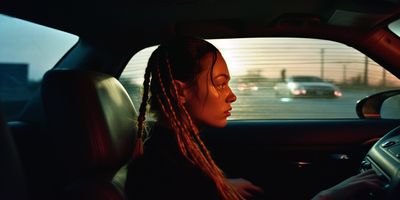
388, 18, 400, 37
120, 38, 400, 120
0, 14, 79, 121
381, 95, 400, 119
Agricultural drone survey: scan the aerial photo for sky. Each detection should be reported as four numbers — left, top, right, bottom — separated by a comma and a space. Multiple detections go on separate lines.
0, 14, 78, 81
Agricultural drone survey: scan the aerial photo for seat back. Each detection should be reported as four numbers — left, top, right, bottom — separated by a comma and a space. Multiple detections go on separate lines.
0, 106, 29, 200
41, 69, 137, 200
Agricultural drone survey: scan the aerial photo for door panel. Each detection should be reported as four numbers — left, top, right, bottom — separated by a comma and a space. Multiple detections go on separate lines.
203, 119, 400, 199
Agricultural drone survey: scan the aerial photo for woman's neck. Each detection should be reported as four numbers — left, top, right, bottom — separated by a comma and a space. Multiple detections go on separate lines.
157, 116, 202, 134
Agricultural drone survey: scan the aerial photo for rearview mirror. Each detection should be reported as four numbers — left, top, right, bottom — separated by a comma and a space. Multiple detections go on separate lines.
356, 89, 400, 119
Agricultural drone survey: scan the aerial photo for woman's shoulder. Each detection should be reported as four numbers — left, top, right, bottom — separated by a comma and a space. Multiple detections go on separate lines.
126, 155, 219, 200
125, 126, 220, 200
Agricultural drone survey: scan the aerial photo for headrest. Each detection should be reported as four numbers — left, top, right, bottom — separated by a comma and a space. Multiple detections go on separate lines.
41, 69, 137, 180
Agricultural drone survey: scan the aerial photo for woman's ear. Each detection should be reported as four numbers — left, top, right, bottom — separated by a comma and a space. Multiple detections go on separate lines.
173, 80, 190, 104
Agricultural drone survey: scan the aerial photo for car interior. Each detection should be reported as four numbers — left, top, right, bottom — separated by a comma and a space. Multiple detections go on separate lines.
1, 0, 400, 200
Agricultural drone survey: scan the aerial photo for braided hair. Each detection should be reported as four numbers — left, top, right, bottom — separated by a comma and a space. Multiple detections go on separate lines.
133, 36, 243, 200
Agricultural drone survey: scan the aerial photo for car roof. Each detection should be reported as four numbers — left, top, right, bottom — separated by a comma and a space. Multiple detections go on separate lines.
2, 0, 400, 47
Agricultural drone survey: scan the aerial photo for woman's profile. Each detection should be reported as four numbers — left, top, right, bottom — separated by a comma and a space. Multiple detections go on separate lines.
125, 36, 384, 200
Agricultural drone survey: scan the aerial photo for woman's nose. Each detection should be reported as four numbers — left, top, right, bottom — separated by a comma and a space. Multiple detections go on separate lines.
226, 87, 237, 103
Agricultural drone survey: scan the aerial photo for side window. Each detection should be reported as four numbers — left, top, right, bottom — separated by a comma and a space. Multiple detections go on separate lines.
381, 95, 400, 119
119, 46, 157, 112
120, 38, 400, 120
0, 14, 79, 120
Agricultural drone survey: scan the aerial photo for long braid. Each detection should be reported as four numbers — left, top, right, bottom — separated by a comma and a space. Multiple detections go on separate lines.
155, 65, 188, 139
156, 95, 189, 157
157, 70, 206, 166
178, 107, 242, 200
161, 55, 208, 163
161, 54, 243, 200
156, 63, 197, 163
132, 56, 152, 159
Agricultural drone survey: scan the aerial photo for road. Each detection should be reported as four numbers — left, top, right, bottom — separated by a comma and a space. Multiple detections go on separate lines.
230, 87, 393, 120
126, 86, 399, 120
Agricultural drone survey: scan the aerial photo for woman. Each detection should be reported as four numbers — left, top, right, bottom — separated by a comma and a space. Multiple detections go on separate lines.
125, 36, 384, 200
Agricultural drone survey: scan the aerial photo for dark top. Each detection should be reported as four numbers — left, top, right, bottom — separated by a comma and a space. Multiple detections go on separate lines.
125, 124, 220, 200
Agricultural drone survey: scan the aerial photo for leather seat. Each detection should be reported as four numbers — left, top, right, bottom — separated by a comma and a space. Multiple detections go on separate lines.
41, 69, 137, 200
0, 106, 29, 200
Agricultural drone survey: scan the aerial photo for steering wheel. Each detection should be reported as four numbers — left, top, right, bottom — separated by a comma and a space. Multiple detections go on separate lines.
360, 125, 400, 200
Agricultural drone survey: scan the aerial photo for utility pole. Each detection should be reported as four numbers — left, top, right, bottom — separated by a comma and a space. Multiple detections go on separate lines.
343, 64, 347, 84
320, 48, 324, 80
364, 56, 368, 86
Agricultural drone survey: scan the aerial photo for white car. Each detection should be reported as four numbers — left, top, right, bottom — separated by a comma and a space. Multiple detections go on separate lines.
274, 76, 342, 98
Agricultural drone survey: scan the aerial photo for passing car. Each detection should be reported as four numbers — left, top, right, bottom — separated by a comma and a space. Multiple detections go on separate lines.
2, 0, 400, 200
274, 76, 342, 98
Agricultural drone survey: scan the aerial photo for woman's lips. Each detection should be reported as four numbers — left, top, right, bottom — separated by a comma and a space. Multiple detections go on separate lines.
224, 109, 232, 117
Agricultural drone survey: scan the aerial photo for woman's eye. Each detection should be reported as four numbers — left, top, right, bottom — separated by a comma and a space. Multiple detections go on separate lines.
217, 83, 227, 89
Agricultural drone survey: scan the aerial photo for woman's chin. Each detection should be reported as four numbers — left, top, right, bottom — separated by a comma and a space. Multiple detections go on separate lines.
198, 118, 228, 129
211, 120, 228, 128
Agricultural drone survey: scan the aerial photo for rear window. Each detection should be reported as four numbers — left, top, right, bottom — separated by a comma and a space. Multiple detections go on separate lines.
120, 38, 400, 120
0, 14, 79, 120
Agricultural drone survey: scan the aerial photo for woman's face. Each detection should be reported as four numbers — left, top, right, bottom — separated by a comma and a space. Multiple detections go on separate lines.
184, 52, 237, 128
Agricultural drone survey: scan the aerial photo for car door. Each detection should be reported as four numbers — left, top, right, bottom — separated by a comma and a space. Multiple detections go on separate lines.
203, 119, 400, 200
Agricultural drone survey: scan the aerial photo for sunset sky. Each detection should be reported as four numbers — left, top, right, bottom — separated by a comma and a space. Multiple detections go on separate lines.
125, 38, 400, 87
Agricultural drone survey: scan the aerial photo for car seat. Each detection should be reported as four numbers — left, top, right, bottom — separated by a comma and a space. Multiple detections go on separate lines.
41, 69, 137, 200
0, 106, 29, 200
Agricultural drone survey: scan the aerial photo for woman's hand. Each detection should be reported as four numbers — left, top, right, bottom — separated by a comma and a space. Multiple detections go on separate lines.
312, 169, 386, 200
228, 178, 264, 199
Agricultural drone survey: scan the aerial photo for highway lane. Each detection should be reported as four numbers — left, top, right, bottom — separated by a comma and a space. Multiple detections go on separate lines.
230, 87, 398, 120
